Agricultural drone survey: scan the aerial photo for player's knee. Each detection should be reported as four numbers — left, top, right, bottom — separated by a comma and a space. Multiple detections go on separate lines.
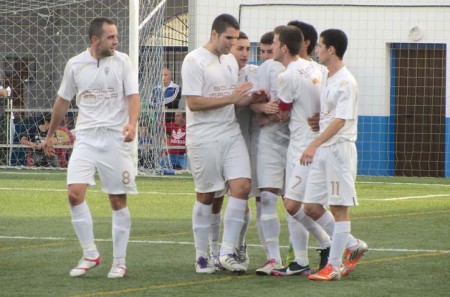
67, 190, 84, 206
283, 199, 300, 216
303, 204, 322, 220
230, 180, 251, 199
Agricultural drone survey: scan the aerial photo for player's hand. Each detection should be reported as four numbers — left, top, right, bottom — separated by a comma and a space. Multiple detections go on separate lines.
300, 144, 317, 166
262, 100, 279, 115
123, 124, 136, 142
307, 112, 320, 132
251, 89, 269, 103
232, 82, 253, 104
42, 138, 55, 157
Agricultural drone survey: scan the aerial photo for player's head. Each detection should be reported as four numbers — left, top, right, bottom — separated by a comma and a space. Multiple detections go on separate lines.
210, 14, 240, 55
162, 67, 172, 87
272, 25, 303, 62
317, 29, 348, 64
231, 31, 251, 69
259, 31, 274, 61
287, 20, 318, 56
88, 18, 118, 58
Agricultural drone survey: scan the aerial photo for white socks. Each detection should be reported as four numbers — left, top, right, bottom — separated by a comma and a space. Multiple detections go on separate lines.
316, 210, 335, 236
220, 197, 247, 256
237, 209, 251, 247
192, 201, 212, 259
209, 212, 221, 257
70, 201, 98, 259
292, 207, 331, 249
329, 221, 350, 270
112, 207, 131, 263
287, 214, 309, 266
260, 191, 281, 263
255, 200, 269, 259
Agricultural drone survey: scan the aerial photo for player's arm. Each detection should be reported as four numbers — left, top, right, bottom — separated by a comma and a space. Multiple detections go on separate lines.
300, 118, 345, 165
278, 100, 292, 122
186, 82, 253, 111
123, 93, 140, 142
43, 96, 71, 156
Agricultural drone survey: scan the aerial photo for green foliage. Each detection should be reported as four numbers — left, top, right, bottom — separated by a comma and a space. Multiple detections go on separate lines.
0, 171, 449, 296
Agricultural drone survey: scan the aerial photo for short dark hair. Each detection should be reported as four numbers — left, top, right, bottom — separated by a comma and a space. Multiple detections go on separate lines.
287, 20, 318, 56
238, 31, 248, 40
88, 18, 115, 40
211, 14, 239, 34
274, 25, 303, 56
320, 29, 348, 60
260, 31, 274, 45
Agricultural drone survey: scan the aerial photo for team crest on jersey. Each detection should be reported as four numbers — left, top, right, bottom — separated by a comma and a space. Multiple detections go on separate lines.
105, 67, 110, 75
340, 81, 349, 87
312, 78, 319, 85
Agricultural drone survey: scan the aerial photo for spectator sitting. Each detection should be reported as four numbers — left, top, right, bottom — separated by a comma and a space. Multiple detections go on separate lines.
151, 67, 181, 123
20, 115, 59, 167
161, 112, 186, 170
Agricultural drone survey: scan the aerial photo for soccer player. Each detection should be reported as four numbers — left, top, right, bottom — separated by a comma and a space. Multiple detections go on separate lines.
229, 31, 262, 270
252, 31, 288, 276
43, 18, 140, 278
259, 31, 274, 61
181, 14, 261, 274
301, 29, 368, 281
266, 24, 332, 277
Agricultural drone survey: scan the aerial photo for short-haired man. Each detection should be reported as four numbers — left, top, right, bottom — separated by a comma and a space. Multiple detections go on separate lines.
301, 29, 368, 281
181, 13, 261, 274
43, 17, 140, 279
259, 31, 274, 61
265, 24, 332, 277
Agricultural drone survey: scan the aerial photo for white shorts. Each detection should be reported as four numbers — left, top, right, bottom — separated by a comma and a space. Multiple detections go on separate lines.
257, 140, 288, 191
304, 142, 358, 206
67, 128, 137, 195
284, 158, 310, 203
187, 134, 251, 194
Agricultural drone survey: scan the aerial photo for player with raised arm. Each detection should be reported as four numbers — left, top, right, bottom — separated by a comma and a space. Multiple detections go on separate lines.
181, 14, 265, 274
301, 29, 368, 281
43, 18, 140, 278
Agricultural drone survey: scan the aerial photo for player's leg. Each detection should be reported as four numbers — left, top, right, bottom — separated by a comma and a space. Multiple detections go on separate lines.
96, 129, 137, 278
188, 140, 226, 274
107, 194, 129, 278
254, 141, 286, 275
66, 133, 99, 277
283, 163, 331, 271
219, 135, 251, 273
209, 193, 224, 270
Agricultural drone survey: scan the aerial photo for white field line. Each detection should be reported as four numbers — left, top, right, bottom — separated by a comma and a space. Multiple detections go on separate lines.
0, 235, 448, 254
1, 187, 448, 201
364, 194, 450, 201
0, 187, 195, 196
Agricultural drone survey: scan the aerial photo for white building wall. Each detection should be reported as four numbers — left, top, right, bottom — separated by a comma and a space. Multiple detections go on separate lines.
189, 0, 450, 117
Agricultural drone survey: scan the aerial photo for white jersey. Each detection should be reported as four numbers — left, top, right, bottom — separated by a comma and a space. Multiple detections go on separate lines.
319, 66, 358, 146
257, 59, 289, 146
236, 64, 258, 148
181, 47, 241, 145
58, 49, 138, 132
277, 58, 325, 159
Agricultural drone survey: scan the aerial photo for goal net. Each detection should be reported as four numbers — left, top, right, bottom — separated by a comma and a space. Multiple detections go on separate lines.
0, 0, 180, 174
